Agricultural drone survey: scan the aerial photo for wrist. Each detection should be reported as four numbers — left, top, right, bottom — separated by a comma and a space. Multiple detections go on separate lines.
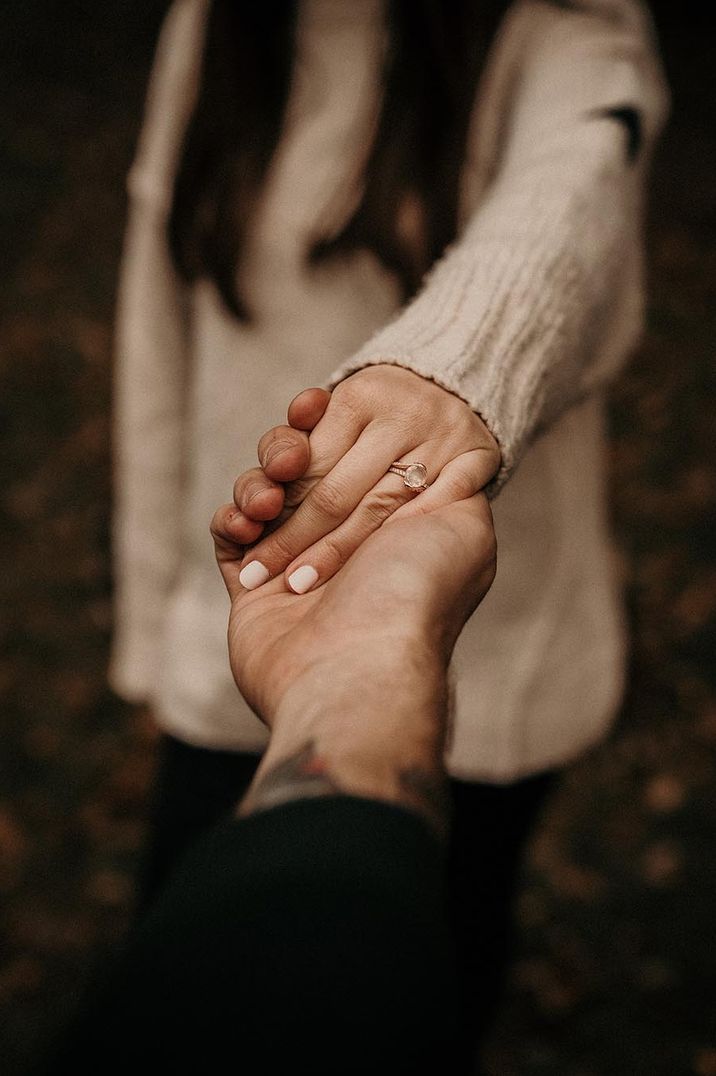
240, 641, 451, 835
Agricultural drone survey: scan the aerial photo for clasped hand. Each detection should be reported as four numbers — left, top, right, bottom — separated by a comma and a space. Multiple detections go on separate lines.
211, 366, 499, 726
216, 365, 500, 595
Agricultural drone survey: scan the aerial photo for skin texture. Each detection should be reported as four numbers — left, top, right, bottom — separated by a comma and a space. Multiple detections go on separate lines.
211, 391, 497, 831
225, 366, 501, 593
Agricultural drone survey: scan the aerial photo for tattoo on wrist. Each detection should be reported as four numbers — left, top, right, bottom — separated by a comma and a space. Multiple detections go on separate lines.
238, 741, 450, 838
238, 742, 340, 818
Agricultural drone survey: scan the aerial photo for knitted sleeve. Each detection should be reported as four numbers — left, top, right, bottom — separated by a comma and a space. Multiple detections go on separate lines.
326, 0, 670, 497
109, 0, 208, 701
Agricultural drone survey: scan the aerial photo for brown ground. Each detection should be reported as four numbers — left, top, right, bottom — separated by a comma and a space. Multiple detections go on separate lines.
1, 4, 714, 1074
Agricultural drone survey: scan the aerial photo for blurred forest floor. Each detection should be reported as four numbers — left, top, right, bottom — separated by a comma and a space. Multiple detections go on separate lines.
0, 4, 714, 1074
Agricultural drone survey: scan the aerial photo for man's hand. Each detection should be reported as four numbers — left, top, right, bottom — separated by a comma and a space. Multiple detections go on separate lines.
211, 451, 497, 729
212, 445, 496, 829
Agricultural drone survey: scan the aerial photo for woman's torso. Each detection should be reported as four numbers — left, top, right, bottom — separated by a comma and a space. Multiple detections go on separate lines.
140, 0, 628, 780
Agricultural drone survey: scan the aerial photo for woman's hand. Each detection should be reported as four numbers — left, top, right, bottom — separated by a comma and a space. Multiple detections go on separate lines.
228, 365, 501, 593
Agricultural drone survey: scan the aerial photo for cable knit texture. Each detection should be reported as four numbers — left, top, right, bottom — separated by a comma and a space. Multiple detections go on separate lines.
110, 0, 669, 780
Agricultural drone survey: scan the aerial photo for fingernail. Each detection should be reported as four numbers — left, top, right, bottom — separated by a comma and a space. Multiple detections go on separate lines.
287, 565, 319, 594
239, 561, 270, 590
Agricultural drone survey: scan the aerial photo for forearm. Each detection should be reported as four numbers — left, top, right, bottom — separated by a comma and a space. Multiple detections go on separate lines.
239, 648, 453, 837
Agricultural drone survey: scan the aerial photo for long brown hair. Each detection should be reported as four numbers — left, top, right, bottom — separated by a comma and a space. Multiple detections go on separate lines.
169, 0, 507, 321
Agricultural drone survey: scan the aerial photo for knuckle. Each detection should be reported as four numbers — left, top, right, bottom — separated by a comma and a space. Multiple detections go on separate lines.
402, 497, 431, 519
438, 460, 475, 501
449, 401, 495, 443
307, 478, 349, 525
283, 475, 317, 510
361, 485, 404, 528
264, 525, 298, 565
316, 530, 346, 569
331, 378, 366, 420
392, 405, 423, 439
470, 411, 501, 454
461, 409, 482, 438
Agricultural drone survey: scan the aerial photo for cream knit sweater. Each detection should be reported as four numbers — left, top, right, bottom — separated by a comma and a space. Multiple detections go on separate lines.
110, 0, 669, 781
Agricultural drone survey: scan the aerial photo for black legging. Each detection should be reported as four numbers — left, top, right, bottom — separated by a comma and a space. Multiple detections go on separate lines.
137, 735, 556, 1073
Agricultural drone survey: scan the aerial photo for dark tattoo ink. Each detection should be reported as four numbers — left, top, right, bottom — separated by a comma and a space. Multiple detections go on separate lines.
238, 741, 341, 817
239, 741, 450, 838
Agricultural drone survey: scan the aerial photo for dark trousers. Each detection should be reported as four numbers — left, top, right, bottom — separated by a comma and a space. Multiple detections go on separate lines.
137, 735, 556, 1073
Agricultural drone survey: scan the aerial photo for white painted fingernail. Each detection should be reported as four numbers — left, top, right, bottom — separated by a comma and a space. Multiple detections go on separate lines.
287, 565, 319, 594
239, 561, 270, 590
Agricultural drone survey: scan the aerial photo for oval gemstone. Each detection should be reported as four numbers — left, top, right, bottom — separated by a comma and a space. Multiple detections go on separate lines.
404, 463, 427, 488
